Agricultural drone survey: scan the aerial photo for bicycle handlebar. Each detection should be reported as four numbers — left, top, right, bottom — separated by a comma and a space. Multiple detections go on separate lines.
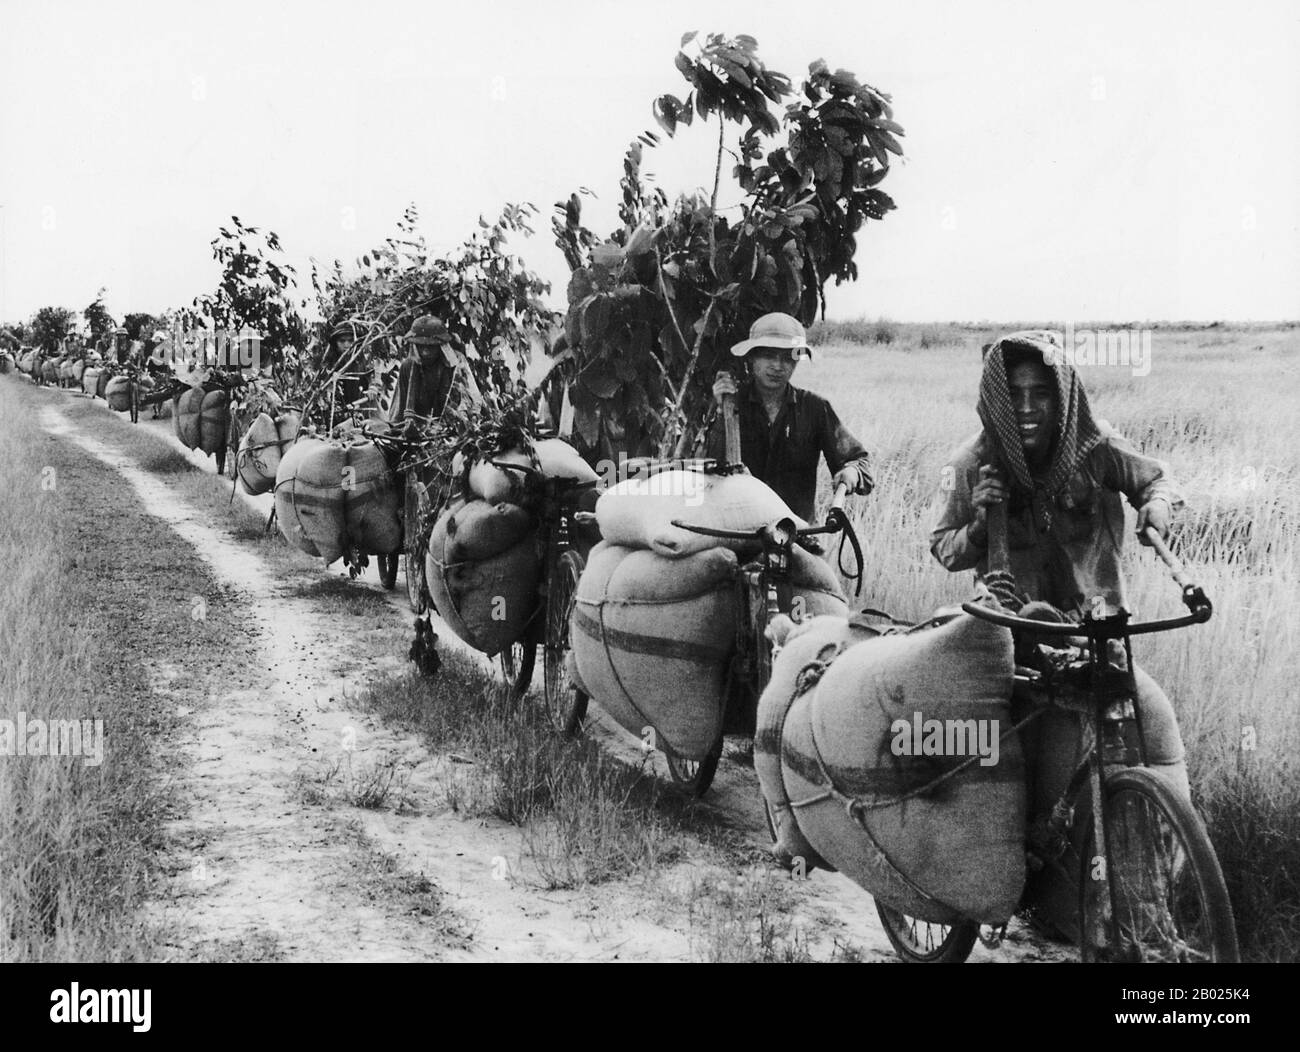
670, 482, 854, 543
961, 525, 1212, 637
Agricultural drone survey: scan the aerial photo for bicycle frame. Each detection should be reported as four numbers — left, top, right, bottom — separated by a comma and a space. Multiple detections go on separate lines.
966, 526, 1216, 957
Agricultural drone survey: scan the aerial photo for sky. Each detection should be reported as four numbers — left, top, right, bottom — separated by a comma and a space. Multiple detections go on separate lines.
1, 0, 1297, 326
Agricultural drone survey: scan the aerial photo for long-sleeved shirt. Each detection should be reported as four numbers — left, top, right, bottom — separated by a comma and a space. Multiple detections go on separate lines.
929, 420, 1183, 615
702, 380, 871, 521
385, 351, 481, 431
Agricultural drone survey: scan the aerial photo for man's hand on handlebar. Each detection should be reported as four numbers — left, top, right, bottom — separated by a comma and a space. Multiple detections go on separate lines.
832, 464, 873, 498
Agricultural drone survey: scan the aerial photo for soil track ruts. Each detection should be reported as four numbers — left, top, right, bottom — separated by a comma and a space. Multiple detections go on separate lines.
27, 380, 1070, 962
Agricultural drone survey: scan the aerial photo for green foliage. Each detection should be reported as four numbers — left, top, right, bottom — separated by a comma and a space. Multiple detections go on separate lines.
28, 306, 75, 355
83, 288, 115, 345
310, 202, 557, 408
401, 382, 537, 486
193, 216, 308, 377
553, 32, 903, 458
120, 312, 160, 341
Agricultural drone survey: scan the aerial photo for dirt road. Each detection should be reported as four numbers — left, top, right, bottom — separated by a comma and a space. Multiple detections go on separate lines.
26, 381, 1069, 963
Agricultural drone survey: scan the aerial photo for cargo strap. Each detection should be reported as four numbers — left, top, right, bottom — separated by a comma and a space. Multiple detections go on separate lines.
785, 677, 1047, 915
573, 600, 729, 755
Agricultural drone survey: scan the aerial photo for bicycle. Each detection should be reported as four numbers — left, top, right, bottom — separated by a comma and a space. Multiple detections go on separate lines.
874, 526, 1239, 963
651, 480, 860, 797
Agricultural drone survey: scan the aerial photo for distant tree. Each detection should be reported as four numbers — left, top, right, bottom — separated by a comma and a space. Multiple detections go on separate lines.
194, 216, 308, 374
29, 306, 75, 354
84, 288, 116, 345
122, 312, 160, 341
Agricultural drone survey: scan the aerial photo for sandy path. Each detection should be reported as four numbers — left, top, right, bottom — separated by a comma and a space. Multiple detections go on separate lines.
34, 391, 1070, 963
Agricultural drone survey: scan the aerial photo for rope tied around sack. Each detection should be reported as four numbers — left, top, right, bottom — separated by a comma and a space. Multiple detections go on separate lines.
783, 656, 1048, 914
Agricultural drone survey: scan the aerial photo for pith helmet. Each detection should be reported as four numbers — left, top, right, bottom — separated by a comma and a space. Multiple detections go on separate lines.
406, 316, 452, 345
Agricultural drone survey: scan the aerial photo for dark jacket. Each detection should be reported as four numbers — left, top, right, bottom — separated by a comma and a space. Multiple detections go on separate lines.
386, 354, 457, 431
702, 380, 870, 521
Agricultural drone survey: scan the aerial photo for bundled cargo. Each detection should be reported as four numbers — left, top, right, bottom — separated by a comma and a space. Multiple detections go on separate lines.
760, 610, 1024, 925
199, 389, 230, 455
274, 437, 401, 564
236, 411, 300, 495
572, 541, 738, 759
596, 469, 805, 558
174, 387, 205, 448
59, 358, 77, 386
104, 375, 133, 412
754, 614, 861, 867
466, 437, 599, 504
784, 545, 850, 621
81, 367, 103, 397
41, 360, 60, 385
424, 496, 540, 655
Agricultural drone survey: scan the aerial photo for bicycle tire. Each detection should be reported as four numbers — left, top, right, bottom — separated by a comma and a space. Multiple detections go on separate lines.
876, 904, 980, 964
664, 736, 722, 798
498, 638, 536, 703
1077, 766, 1239, 963
404, 476, 429, 614
543, 549, 587, 735
377, 552, 399, 590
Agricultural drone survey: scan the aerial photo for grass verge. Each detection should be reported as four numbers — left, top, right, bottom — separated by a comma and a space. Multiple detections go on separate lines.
0, 379, 170, 960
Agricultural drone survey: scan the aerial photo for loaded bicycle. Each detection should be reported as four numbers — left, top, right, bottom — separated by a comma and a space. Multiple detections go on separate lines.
874, 526, 1239, 964
656, 481, 860, 796
399, 436, 600, 706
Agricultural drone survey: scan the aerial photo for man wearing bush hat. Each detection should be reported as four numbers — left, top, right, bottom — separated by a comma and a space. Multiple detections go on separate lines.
704, 311, 873, 521
386, 315, 482, 435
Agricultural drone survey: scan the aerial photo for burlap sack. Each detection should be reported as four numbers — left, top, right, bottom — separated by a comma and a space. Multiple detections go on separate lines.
780, 611, 1025, 924
595, 470, 805, 558
342, 442, 401, 555
426, 528, 541, 656
571, 542, 737, 758
275, 439, 348, 562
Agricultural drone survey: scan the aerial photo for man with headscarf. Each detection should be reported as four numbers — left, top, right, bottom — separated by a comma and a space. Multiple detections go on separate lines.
930, 329, 1178, 614
929, 329, 1188, 937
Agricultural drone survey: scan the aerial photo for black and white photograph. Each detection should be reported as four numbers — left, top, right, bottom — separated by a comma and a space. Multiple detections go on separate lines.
0, 0, 1295, 1012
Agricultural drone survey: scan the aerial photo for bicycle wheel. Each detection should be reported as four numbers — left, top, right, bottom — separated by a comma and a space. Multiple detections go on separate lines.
876, 904, 980, 964
498, 638, 537, 702
1077, 766, 1239, 963
404, 477, 428, 614
543, 549, 588, 735
223, 411, 240, 479
664, 736, 723, 798
377, 552, 399, 590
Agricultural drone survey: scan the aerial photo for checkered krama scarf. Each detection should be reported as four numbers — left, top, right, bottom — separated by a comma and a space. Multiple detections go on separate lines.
977, 330, 1102, 531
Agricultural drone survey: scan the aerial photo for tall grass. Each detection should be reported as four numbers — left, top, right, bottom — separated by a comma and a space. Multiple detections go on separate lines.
360, 654, 711, 889
794, 324, 1300, 960
0, 381, 167, 960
